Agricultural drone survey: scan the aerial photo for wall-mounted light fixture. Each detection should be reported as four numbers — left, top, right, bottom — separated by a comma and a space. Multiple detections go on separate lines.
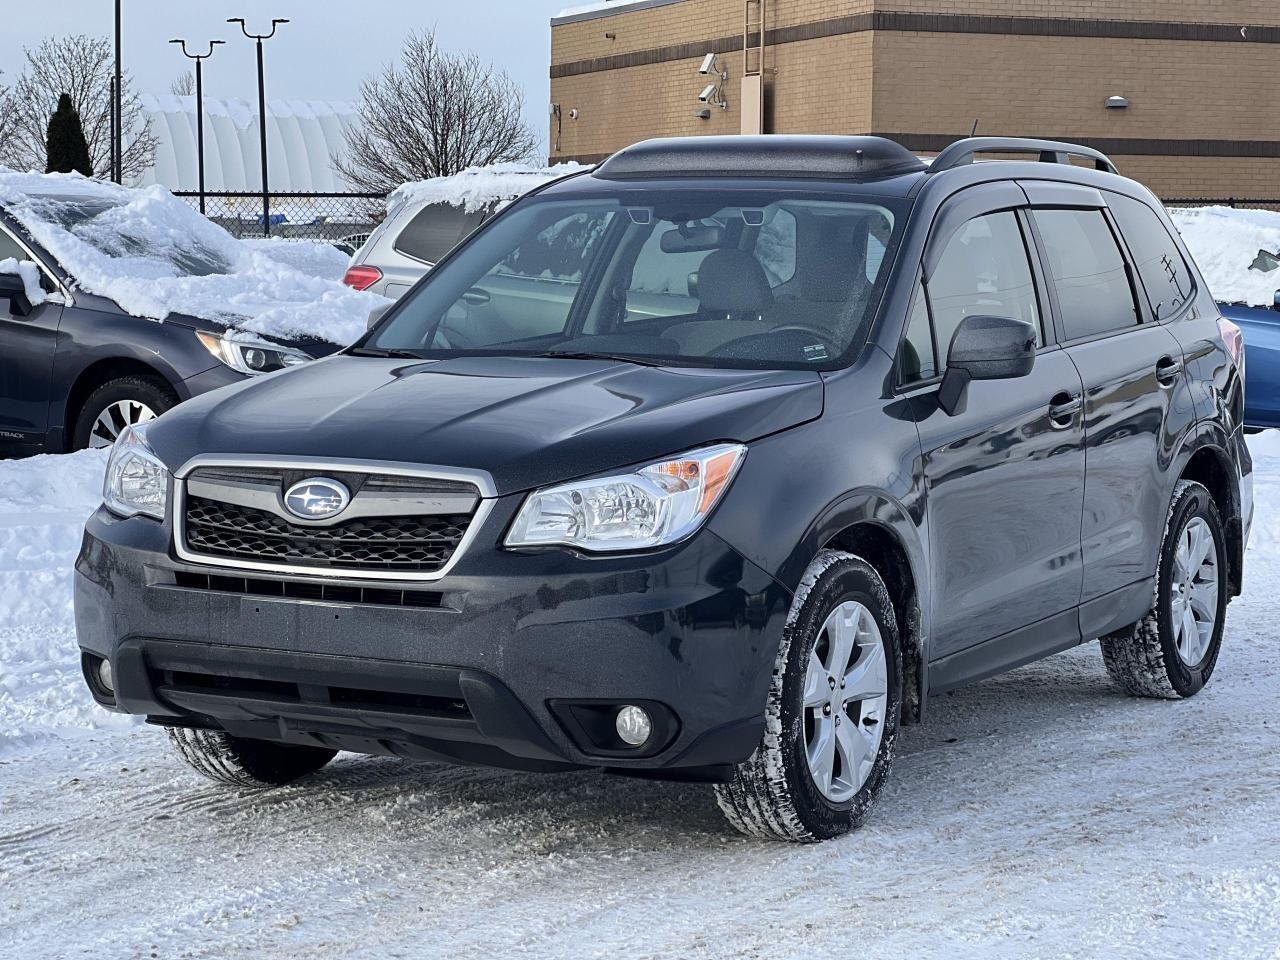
1106, 95, 1130, 109
694, 108, 712, 120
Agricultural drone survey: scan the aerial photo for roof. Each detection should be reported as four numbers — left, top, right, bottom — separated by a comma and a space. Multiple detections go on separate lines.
552, 0, 687, 26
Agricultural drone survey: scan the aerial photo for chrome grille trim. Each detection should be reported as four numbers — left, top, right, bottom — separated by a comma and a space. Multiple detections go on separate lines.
172, 454, 497, 582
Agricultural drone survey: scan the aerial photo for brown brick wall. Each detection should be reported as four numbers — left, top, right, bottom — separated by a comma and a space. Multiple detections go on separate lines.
549, 0, 1280, 196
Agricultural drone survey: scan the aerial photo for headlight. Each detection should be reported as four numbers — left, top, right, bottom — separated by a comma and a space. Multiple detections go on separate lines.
196, 329, 311, 375
103, 423, 169, 521
505, 443, 746, 552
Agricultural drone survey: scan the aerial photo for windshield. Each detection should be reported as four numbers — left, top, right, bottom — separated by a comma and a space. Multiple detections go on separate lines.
25, 192, 233, 277
366, 186, 906, 369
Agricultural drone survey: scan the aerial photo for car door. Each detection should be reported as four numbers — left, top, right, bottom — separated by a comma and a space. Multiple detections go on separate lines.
0, 223, 64, 450
1023, 186, 1194, 631
899, 191, 1087, 678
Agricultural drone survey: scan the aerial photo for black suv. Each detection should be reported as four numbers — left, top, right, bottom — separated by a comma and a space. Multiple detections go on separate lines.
75, 136, 1252, 842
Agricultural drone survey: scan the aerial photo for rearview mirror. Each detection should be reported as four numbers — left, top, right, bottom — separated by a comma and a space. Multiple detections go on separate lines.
660, 225, 725, 253
938, 314, 1037, 416
0, 272, 33, 318
366, 303, 391, 331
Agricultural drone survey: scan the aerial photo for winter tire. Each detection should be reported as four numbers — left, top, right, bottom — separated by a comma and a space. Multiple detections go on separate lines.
715, 549, 902, 842
167, 727, 337, 788
1100, 480, 1228, 699
73, 375, 177, 450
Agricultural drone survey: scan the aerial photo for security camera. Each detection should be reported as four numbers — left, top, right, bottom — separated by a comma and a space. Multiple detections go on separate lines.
699, 84, 718, 103
699, 53, 718, 75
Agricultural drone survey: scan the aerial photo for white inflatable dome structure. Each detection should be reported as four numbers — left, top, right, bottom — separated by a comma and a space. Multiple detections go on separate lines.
136, 95, 359, 192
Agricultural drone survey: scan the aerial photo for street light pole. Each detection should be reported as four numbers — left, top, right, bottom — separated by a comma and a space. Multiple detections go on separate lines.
227, 17, 289, 237
170, 39, 225, 215
113, 0, 122, 182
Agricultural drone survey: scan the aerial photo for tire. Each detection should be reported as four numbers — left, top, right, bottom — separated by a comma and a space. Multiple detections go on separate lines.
167, 727, 337, 788
715, 549, 902, 842
72, 375, 178, 450
1099, 480, 1229, 699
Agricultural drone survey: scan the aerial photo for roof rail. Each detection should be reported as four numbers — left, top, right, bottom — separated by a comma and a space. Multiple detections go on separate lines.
928, 137, 1119, 175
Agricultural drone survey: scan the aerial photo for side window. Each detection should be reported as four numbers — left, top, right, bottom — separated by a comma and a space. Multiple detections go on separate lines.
754, 209, 797, 286
1106, 193, 1194, 320
394, 202, 488, 265
0, 229, 28, 263
1032, 208, 1139, 340
926, 211, 1042, 367
625, 225, 710, 320
899, 280, 937, 384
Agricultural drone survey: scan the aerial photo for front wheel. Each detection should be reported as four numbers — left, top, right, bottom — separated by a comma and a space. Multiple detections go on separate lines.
72, 375, 177, 450
1099, 480, 1229, 699
715, 550, 902, 842
167, 727, 337, 788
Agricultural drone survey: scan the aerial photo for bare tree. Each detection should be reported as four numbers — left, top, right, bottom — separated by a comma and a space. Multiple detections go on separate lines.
0, 35, 157, 180
169, 72, 195, 97
335, 30, 537, 192
0, 71, 15, 156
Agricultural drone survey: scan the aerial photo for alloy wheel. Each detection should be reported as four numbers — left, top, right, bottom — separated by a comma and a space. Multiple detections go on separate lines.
88, 399, 158, 449
1170, 516, 1219, 666
802, 600, 888, 803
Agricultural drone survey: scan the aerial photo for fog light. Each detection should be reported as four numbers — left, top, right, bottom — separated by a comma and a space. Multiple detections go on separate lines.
615, 705, 652, 746
97, 659, 114, 694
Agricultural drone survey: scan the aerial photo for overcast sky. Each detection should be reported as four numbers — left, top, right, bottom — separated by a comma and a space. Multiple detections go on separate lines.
2, 0, 577, 151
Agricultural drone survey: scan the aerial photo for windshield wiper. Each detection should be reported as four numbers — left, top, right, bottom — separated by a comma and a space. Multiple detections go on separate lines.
347, 346, 428, 360
535, 350, 667, 368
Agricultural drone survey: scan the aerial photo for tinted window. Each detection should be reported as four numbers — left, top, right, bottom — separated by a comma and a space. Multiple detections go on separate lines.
394, 202, 488, 264
1107, 193, 1193, 320
1033, 208, 1138, 340
927, 212, 1041, 366
0, 227, 28, 263
899, 280, 937, 383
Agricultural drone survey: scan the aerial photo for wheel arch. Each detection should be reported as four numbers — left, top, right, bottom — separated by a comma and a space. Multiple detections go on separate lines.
783, 490, 928, 725
62, 356, 184, 449
1172, 425, 1243, 598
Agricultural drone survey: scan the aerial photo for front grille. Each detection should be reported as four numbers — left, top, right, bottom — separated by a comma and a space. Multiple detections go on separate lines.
180, 464, 482, 574
173, 571, 446, 608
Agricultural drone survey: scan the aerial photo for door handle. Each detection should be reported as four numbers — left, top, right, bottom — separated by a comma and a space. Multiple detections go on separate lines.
1048, 392, 1083, 424
1155, 355, 1184, 386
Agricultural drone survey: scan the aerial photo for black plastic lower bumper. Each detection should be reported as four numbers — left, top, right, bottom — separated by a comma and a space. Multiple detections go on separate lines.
74, 506, 791, 779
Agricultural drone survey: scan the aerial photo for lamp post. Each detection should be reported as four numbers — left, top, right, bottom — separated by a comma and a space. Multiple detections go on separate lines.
112, 0, 122, 182
169, 39, 224, 214
227, 17, 288, 237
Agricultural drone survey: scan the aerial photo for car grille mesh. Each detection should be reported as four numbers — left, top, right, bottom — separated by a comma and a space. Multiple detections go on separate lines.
181, 466, 480, 573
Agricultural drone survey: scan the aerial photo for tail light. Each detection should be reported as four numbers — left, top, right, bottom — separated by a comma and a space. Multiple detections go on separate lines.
1218, 317, 1245, 368
342, 265, 383, 291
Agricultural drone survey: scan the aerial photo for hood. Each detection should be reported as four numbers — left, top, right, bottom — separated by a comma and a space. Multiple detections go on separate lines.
148, 355, 823, 495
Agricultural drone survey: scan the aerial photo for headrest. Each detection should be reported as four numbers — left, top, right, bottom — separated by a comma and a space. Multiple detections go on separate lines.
697, 248, 773, 316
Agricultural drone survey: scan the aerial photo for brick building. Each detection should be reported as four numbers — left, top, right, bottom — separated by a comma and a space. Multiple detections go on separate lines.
549, 0, 1280, 199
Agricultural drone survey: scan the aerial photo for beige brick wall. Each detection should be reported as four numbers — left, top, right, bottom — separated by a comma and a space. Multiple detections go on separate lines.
549, 0, 1280, 195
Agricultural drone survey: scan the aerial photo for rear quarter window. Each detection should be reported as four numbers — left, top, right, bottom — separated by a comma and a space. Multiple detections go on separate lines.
393, 202, 488, 264
1106, 192, 1194, 320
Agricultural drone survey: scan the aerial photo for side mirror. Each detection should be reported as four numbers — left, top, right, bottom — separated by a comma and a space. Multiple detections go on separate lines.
366, 303, 391, 331
0, 272, 33, 318
687, 272, 699, 298
1273, 289, 1280, 312
938, 314, 1037, 416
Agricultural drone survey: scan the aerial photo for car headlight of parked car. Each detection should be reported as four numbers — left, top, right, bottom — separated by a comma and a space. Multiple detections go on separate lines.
505, 443, 746, 552
195, 329, 311, 375
103, 423, 169, 521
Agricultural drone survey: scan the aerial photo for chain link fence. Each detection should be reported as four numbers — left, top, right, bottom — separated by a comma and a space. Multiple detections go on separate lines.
1164, 197, 1280, 212
173, 191, 389, 250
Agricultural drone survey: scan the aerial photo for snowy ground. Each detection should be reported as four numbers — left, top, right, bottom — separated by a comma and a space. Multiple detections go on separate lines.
2, 441, 1280, 959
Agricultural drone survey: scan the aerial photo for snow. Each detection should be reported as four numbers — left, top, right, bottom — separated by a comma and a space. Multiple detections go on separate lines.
555, 0, 657, 18
1170, 205, 1280, 307
0, 167, 387, 344
0, 256, 48, 306
387, 162, 589, 217
3, 436, 1280, 956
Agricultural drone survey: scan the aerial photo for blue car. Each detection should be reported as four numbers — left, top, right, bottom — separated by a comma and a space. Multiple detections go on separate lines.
1218, 299, 1280, 430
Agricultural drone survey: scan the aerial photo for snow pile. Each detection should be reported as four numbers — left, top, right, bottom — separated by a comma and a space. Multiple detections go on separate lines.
0, 256, 48, 305
0, 167, 387, 344
1170, 205, 1280, 307
387, 162, 588, 216
0, 449, 139, 749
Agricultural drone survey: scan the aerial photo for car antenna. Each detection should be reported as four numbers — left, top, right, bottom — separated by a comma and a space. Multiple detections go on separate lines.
971, 118, 980, 136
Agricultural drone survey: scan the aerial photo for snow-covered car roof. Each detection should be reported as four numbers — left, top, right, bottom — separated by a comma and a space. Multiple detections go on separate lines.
0, 167, 387, 345
385, 162, 589, 218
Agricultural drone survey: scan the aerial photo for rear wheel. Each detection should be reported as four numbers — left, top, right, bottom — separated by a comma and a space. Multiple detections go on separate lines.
1099, 480, 1228, 699
167, 727, 337, 788
73, 376, 177, 450
715, 550, 902, 842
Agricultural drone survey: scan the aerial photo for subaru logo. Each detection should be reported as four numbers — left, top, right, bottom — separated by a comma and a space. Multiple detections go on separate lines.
283, 477, 351, 520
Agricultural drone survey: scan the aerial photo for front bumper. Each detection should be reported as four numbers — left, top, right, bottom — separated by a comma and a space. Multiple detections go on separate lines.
74, 503, 790, 778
